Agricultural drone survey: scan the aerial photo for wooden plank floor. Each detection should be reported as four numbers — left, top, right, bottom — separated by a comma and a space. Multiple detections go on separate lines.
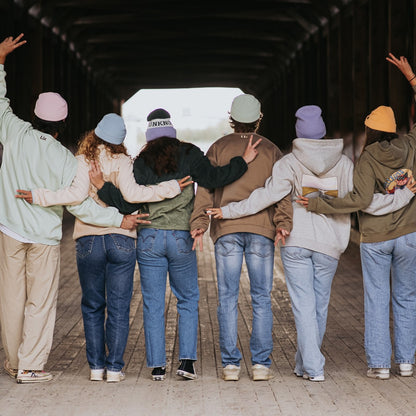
1, 216, 416, 415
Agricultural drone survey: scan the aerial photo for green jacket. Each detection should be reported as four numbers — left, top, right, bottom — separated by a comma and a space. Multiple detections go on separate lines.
308, 85, 416, 243
98, 141, 247, 231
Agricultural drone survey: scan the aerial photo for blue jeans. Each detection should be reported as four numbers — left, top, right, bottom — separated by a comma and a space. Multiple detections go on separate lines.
76, 234, 136, 372
136, 228, 199, 368
360, 232, 416, 368
215, 232, 274, 367
280, 246, 338, 377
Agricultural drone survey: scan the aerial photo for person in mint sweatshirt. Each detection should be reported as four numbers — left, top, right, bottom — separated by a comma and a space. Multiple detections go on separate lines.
207, 104, 414, 382
90, 108, 259, 381
297, 53, 416, 380
0, 34, 142, 384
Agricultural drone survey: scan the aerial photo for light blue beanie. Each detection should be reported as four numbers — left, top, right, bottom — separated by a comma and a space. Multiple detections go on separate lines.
94, 113, 126, 145
295, 105, 326, 139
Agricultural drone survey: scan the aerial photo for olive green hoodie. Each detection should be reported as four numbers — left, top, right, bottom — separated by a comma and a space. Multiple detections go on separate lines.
308, 85, 416, 243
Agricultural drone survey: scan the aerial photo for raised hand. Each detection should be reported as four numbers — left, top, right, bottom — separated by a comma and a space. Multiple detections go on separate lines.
177, 175, 193, 191
242, 135, 262, 164
15, 189, 33, 203
0, 34, 27, 64
386, 53, 416, 83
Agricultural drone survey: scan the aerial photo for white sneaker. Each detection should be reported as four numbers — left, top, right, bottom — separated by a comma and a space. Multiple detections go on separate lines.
302, 373, 325, 382
222, 365, 241, 381
90, 368, 105, 381
106, 370, 125, 383
16, 370, 53, 384
399, 363, 413, 377
367, 368, 390, 380
4, 360, 18, 379
252, 364, 274, 381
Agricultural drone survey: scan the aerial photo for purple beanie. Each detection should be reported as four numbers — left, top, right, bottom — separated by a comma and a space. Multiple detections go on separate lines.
145, 108, 177, 142
295, 105, 326, 139
34, 92, 68, 122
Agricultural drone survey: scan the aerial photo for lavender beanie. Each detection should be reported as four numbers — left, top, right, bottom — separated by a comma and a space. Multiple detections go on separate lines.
295, 105, 326, 139
145, 108, 177, 142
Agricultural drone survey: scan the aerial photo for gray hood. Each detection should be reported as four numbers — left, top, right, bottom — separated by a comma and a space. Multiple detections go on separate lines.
292, 138, 344, 176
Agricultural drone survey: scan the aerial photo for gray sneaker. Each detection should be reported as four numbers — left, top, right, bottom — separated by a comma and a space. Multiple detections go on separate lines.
367, 368, 390, 380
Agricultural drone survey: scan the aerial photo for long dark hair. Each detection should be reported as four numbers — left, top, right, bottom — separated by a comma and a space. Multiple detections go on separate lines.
139, 136, 182, 176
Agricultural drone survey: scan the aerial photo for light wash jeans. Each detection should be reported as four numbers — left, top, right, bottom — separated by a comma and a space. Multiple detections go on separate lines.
136, 228, 199, 368
360, 232, 416, 368
215, 232, 274, 367
76, 234, 136, 372
280, 246, 338, 377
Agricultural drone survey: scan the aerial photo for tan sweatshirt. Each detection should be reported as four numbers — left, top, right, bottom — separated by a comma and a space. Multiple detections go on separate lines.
190, 132, 292, 243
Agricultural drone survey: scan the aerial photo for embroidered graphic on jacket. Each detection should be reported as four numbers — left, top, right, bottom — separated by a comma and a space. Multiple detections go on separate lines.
301, 174, 338, 198
384, 169, 412, 194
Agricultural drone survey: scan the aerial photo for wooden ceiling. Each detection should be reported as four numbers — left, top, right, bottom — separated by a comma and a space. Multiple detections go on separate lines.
14, 0, 351, 100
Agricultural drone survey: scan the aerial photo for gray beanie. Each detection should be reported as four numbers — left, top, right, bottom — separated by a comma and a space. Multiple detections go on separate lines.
94, 113, 126, 145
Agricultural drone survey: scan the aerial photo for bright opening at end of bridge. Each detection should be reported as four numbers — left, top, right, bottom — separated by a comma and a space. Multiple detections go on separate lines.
122, 87, 243, 157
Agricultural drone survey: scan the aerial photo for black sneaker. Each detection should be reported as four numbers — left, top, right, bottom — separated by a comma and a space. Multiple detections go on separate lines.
151, 367, 166, 381
176, 360, 197, 380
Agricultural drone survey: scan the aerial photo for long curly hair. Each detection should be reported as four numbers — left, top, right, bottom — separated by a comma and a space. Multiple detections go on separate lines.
76, 131, 128, 161
139, 136, 191, 176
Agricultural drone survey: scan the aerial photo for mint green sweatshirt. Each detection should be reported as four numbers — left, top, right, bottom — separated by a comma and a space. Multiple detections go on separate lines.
0, 64, 123, 245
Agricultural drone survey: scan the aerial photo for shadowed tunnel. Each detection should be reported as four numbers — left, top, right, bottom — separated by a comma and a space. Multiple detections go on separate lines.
0, 0, 415, 157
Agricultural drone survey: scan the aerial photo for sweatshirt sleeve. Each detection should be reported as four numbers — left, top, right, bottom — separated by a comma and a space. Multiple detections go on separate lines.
189, 145, 248, 189
117, 157, 181, 203
221, 158, 292, 219
97, 181, 144, 215
32, 157, 90, 206
0, 64, 30, 145
363, 188, 414, 216
189, 185, 214, 232
66, 197, 123, 227
308, 156, 375, 214
273, 194, 293, 232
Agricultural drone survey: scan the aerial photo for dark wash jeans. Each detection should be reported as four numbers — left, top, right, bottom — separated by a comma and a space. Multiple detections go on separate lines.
76, 234, 136, 371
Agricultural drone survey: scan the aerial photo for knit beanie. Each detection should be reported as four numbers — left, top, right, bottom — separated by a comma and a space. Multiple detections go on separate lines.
295, 105, 326, 139
94, 113, 126, 145
364, 105, 396, 133
230, 94, 261, 123
145, 108, 177, 142
34, 92, 68, 122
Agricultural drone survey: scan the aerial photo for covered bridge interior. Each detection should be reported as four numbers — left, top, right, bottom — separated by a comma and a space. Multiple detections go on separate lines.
0, 0, 415, 155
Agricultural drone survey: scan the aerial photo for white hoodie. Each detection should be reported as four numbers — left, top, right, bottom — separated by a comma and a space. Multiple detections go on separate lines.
221, 138, 412, 259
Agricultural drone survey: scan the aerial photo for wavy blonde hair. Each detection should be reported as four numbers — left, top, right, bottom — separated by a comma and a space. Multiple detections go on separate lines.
76, 131, 128, 161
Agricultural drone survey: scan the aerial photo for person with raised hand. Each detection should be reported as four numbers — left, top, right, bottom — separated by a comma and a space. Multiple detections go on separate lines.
0, 34, 142, 384
297, 53, 416, 380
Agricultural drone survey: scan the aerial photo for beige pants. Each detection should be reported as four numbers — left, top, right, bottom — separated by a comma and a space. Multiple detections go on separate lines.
0, 232, 60, 370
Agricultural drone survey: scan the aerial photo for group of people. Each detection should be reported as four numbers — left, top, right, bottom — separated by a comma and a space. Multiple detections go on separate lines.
1, 33, 416, 386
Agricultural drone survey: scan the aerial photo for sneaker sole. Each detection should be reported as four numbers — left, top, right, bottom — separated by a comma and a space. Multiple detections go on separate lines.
367, 373, 390, 380
152, 374, 166, 381
90, 376, 104, 381
223, 374, 240, 381
176, 370, 197, 380
17, 376, 53, 384
399, 371, 413, 377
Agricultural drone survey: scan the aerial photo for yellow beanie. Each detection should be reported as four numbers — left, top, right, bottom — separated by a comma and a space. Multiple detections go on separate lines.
364, 105, 396, 133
